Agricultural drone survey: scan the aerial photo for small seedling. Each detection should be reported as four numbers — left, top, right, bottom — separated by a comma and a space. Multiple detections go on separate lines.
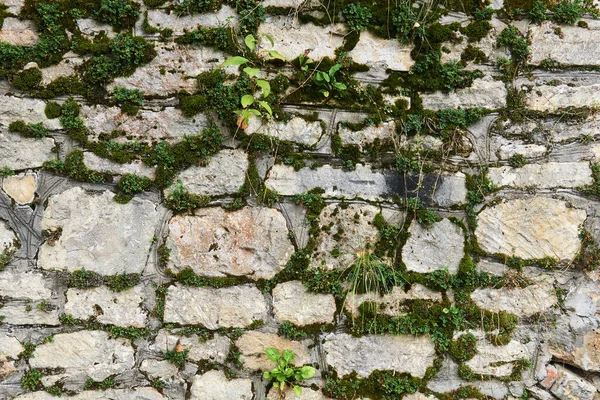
314, 64, 347, 98
263, 348, 315, 397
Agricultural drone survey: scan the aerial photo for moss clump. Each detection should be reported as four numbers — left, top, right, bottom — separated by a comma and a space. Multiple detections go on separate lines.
8, 120, 49, 139
118, 173, 152, 195
449, 333, 477, 362
461, 45, 488, 64
105, 272, 141, 292
11, 67, 42, 90
342, 3, 372, 31
44, 101, 62, 118
179, 93, 207, 117
94, 0, 140, 30
165, 180, 210, 213
497, 26, 529, 63
113, 87, 144, 115
175, 26, 236, 53
461, 20, 492, 42
552, 0, 585, 24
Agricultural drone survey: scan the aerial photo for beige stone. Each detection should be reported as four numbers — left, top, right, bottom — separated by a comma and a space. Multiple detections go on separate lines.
0, 18, 38, 46
272, 280, 336, 325
349, 31, 414, 71
236, 331, 311, 371
471, 280, 558, 317
2, 173, 36, 204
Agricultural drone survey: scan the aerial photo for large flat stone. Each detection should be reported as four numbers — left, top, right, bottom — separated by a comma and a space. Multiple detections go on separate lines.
150, 329, 230, 363
163, 284, 268, 329
190, 370, 253, 400
421, 76, 507, 110
39, 187, 160, 274
246, 116, 324, 147
83, 152, 155, 179
40, 52, 84, 86
2, 172, 37, 204
147, 6, 237, 34
322, 333, 436, 378
81, 105, 210, 143
0, 18, 38, 46
0, 271, 50, 300
0, 336, 23, 360
487, 162, 593, 188
15, 388, 165, 400
236, 331, 311, 371
168, 149, 248, 196
272, 280, 336, 325
0, 131, 55, 170
29, 331, 135, 381
65, 286, 147, 327
402, 219, 465, 274
471, 279, 558, 317
166, 207, 293, 280
338, 121, 395, 150
475, 197, 586, 261
466, 338, 530, 377
530, 21, 600, 66
550, 365, 597, 400
0, 302, 60, 325
349, 31, 414, 71
519, 73, 600, 111
0, 96, 61, 130
257, 17, 345, 60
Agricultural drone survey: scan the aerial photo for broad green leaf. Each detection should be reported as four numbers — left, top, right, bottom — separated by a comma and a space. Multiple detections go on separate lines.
300, 366, 316, 379
314, 71, 326, 82
323, 73, 330, 83
243, 67, 260, 77
293, 385, 303, 395
241, 94, 254, 108
329, 63, 341, 75
248, 109, 261, 116
265, 348, 280, 362
263, 372, 271, 379
283, 350, 294, 363
262, 33, 275, 47
244, 34, 257, 52
332, 82, 347, 90
255, 79, 271, 97
267, 50, 286, 61
258, 101, 272, 115
322, 90, 330, 97
221, 56, 249, 67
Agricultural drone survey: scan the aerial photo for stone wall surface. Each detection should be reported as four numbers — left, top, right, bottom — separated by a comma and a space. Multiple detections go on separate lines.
0, 0, 600, 399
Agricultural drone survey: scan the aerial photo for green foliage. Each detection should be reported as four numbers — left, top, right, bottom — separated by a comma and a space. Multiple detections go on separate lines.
165, 180, 210, 213
0, 246, 15, 271
236, 0, 265, 35
449, 333, 477, 362
380, 373, 421, 396
553, 0, 585, 24
314, 64, 347, 98
497, 26, 529, 63
582, 163, 600, 199
392, 2, 419, 43
44, 102, 62, 119
8, 120, 49, 139
508, 154, 527, 168
21, 369, 43, 391
436, 107, 485, 130
174, 0, 221, 15
164, 348, 188, 368
342, 3, 372, 31
95, 0, 140, 30
68, 268, 104, 288
105, 272, 140, 292
20, 342, 36, 359
11, 67, 42, 90
118, 173, 152, 195
263, 348, 315, 395
113, 87, 144, 115
461, 20, 492, 42
395, 155, 421, 173
528, 0, 548, 23
61, 151, 106, 183
0, 166, 14, 177
279, 321, 308, 340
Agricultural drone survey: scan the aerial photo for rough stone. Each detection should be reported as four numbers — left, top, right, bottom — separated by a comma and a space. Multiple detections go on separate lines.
147, 6, 237, 34
40, 52, 85, 86
236, 331, 311, 371
323, 333, 436, 378
2, 172, 37, 203
547, 317, 600, 373
0, 271, 50, 300
0, 96, 61, 130
150, 329, 230, 363
0, 221, 18, 253
550, 365, 597, 400
0, 18, 38, 46
487, 162, 592, 189
344, 284, 443, 317
167, 149, 248, 196
0, 335, 23, 360
39, 187, 160, 274
0, 131, 55, 170
163, 284, 268, 329
190, 370, 253, 400
338, 121, 395, 150
466, 338, 530, 377
81, 105, 210, 143
421, 76, 507, 110
475, 197, 586, 261
349, 31, 414, 71
272, 280, 336, 325
529, 21, 600, 66
246, 116, 324, 147
76, 18, 116, 38
520, 74, 600, 112
83, 152, 155, 178
402, 218, 465, 274
139, 359, 179, 380
257, 17, 345, 60
65, 286, 147, 327
311, 203, 381, 270
166, 207, 294, 280
15, 388, 165, 399
266, 387, 330, 400
0, 302, 60, 325
471, 279, 558, 317
29, 331, 135, 381
3, 0, 24, 14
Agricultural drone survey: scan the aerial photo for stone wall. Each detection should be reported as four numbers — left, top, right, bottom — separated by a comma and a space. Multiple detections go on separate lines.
1, 0, 600, 399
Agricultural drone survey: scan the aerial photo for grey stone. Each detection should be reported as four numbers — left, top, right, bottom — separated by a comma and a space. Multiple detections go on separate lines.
471, 279, 558, 317
322, 333, 436, 378
190, 370, 253, 400
39, 187, 160, 274
257, 16, 345, 60
266, 387, 331, 400
487, 162, 592, 188
421, 76, 507, 110
3, 0, 24, 14
166, 207, 294, 280
236, 331, 311, 371
147, 6, 237, 34
246, 116, 324, 147
520, 73, 600, 112
0, 221, 17, 253
272, 280, 336, 325
0, 95, 61, 130
29, 331, 135, 381
466, 338, 530, 377
530, 21, 600, 66
83, 152, 155, 179
427, 357, 463, 392
15, 388, 165, 399
402, 219, 465, 274
432, 172, 468, 207
0, 131, 55, 170
476, 197, 586, 261
139, 359, 179, 380
163, 284, 268, 329
349, 31, 414, 71
76, 18, 116, 38
40, 52, 85, 86
0, 302, 60, 325
311, 203, 381, 270
150, 329, 230, 363
550, 365, 597, 400
546, 313, 600, 372
0, 271, 51, 300
0, 18, 38, 46
0, 335, 23, 360
167, 149, 248, 196
338, 121, 395, 150
65, 286, 147, 327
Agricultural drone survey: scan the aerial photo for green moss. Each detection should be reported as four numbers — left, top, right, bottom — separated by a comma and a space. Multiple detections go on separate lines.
553, 0, 585, 24
443, 0, 490, 14
11, 67, 42, 91
461, 45, 489, 64
342, 3, 372, 31
497, 26, 529, 64
175, 26, 236, 53
94, 0, 140, 30
117, 173, 152, 195
21, 369, 43, 391
105, 272, 140, 292
44, 101, 62, 118
165, 180, 210, 213
461, 20, 492, 42
449, 333, 477, 362
67, 268, 104, 288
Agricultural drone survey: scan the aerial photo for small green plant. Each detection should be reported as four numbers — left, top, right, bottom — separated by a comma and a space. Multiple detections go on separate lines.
497, 26, 529, 63
164, 346, 188, 369
0, 166, 14, 177
508, 154, 527, 168
113, 86, 144, 115
45, 101, 62, 119
117, 173, 151, 195
165, 180, 210, 213
313, 64, 347, 98
342, 3, 372, 31
21, 369, 43, 391
94, 0, 140, 30
528, 0, 548, 23
8, 120, 50, 139
263, 348, 315, 396
553, 0, 585, 24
